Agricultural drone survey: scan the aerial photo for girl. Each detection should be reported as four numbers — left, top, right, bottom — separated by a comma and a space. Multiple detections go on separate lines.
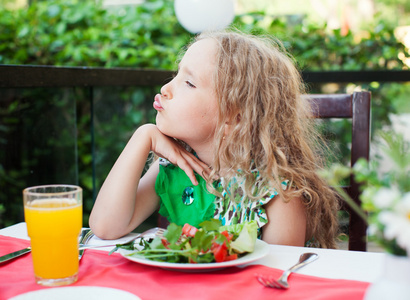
89, 30, 339, 248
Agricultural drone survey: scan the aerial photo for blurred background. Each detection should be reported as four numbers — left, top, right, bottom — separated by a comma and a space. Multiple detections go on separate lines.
0, 0, 409, 240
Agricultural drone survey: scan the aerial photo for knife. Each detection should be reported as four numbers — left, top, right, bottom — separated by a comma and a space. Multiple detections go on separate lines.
0, 247, 31, 263
0, 228, 93, 264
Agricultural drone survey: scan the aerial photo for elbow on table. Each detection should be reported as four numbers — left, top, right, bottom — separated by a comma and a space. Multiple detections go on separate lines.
89, 216, 121, 240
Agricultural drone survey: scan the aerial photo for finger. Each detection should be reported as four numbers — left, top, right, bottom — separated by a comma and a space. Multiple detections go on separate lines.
180, 152, 212, 180
182, 152, 211, 177
174, 151, 213, 185
152, 134, 210, 184
162, 148, 199, 185
174, 156, 199, 186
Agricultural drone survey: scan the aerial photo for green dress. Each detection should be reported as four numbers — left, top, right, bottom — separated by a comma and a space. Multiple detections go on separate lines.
155, 159, 288, 231
155, 159, 216, 228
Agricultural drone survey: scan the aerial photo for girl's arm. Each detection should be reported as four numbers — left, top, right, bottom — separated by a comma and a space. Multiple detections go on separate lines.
262, 194, 308, 246
89, 124, 209, 239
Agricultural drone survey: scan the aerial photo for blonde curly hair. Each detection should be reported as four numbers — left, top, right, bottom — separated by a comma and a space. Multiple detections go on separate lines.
193, 30, 339, 249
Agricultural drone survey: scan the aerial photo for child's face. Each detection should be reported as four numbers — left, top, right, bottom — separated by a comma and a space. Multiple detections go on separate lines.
154, 38, 219, 148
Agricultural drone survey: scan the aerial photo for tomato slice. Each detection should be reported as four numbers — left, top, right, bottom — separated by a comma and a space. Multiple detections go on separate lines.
161, 238, 170, 248
188, 257, 197, 264
182, 223, 198, 237
225, 254, 238, 261
220, 230, 234, 241
212, 242, 228, 262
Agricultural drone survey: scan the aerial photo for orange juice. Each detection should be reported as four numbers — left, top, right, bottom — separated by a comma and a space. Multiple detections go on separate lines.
24, 198, 82, 283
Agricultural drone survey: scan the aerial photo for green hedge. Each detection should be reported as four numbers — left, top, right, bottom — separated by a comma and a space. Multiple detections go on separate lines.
1, 0, 408, 70
1, 0, 190, 68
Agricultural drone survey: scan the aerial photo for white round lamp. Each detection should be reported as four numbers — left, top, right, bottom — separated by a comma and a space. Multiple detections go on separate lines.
174, 0, 235, 34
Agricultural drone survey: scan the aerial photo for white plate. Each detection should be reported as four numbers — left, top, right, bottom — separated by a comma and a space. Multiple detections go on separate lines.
119, 239, 269, 271
9, 286, 140, 300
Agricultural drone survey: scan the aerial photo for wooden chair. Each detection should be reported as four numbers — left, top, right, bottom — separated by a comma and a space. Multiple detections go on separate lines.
305, 91, 371, 251
158, 91, 371, 252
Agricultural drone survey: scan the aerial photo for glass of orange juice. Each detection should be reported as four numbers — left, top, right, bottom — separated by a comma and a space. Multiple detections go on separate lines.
23, 184, 82, 286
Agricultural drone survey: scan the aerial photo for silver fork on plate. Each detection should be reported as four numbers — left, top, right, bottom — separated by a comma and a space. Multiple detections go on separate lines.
79, 227, 166, 251
256, 252, 319, 289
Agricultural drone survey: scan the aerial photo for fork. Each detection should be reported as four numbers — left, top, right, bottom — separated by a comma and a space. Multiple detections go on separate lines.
78, 227, 166, 250
78, 229, 94, 260
256, 252, 319, 289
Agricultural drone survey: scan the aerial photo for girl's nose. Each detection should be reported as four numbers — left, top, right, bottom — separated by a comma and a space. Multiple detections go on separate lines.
160, 81, 173, 100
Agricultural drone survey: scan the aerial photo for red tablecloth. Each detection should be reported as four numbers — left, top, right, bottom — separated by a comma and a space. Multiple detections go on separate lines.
0, 235, 370, 300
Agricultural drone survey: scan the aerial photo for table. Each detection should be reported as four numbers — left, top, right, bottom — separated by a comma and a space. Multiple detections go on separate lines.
0, 223, 385, 300
1, 222, 385, 282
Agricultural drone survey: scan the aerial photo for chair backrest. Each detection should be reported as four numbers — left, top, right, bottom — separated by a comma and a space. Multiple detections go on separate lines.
305, 91, 371, 251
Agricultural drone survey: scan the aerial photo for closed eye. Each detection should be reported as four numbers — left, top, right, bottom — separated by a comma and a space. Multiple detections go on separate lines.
185, 80, 196, 88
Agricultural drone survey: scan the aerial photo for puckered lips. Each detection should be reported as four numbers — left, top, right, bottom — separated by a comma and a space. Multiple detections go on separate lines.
153, 94, 164, 111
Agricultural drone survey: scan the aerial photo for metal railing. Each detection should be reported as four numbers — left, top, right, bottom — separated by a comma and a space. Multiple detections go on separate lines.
1, 65, 410, 88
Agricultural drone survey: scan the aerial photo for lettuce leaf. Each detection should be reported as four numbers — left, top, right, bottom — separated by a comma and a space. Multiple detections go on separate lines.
222, 221, 258, 253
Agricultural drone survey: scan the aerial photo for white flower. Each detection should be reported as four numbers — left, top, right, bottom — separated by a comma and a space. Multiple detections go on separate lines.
401, 192, 410, 206
372, 187, 401, 209
378, 193, 410, 254
378, 211, 399, 239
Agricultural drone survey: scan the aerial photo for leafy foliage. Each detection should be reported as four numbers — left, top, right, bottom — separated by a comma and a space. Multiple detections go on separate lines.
1, 1, 407, 71
0, 0, 190, 68
232, 14, 408, 71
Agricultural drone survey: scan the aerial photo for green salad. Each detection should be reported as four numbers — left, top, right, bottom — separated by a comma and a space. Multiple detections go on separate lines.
116, 219, 258, 264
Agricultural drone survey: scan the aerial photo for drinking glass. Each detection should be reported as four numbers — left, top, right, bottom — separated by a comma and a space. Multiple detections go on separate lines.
23, 185, 82, 286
